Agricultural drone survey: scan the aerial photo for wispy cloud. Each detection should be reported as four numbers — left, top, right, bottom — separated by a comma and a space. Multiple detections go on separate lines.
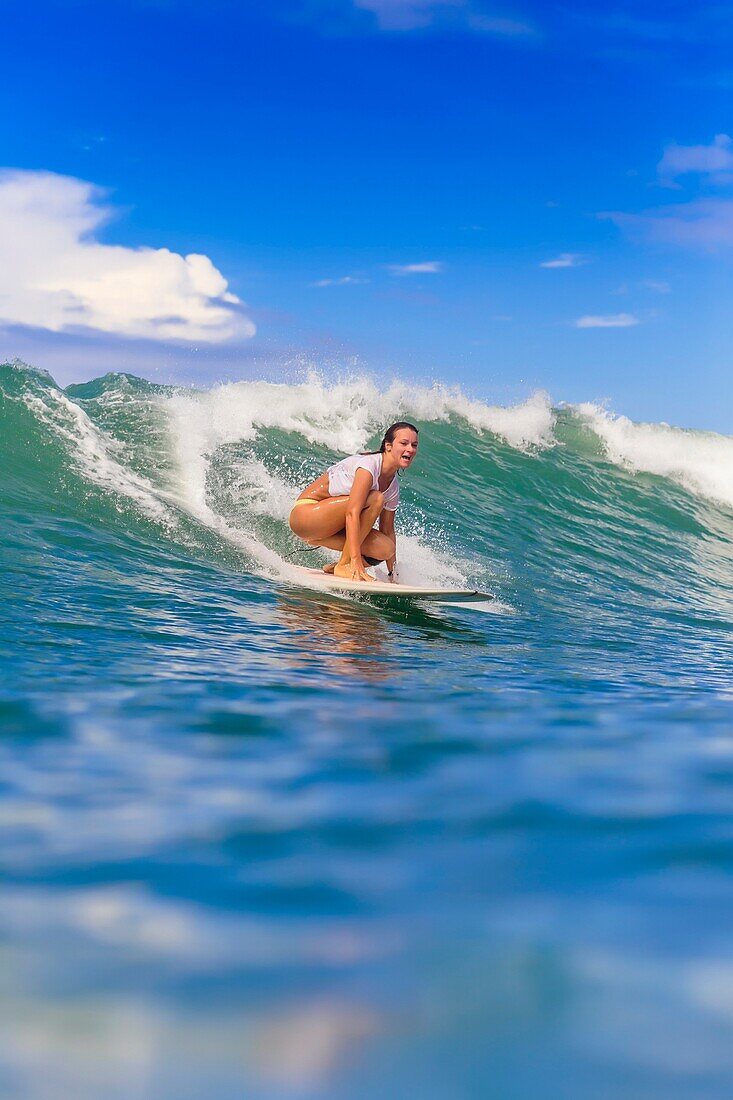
540, 252, 587, 269
586, 12, 685, 44
352, 0, 536, 36
603, 135, 733, 253
465, 12, 536, 36
0, 169, 251, 343
310, 275, 366, 287
388, 260, 444, 275
604, 198, 733, 251
642, 279, 671, 293
354, 0, 458, 31
575, 313, 639, 329
657, 133, 733, 185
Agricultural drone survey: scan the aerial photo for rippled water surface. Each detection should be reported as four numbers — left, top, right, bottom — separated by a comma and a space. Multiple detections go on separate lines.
3, 362, 733, 1099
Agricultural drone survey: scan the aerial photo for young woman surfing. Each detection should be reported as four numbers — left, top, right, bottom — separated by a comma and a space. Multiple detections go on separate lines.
288, 422, 419, 583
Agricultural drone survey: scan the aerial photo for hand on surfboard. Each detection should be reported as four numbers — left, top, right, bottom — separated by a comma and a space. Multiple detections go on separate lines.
333, 560, 375, 583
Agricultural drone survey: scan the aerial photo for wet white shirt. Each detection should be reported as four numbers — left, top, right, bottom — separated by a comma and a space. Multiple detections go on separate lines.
327, 452, 399, 511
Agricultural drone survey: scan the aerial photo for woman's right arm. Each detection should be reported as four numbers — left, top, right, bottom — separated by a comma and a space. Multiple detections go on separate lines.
344, 468, 374, 579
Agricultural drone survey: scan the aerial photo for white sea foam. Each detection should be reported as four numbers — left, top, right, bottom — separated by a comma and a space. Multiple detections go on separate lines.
22, 388, 171, 522
161, 390, 286, 573
437, 387, 556, 450
225, 458, 299, 523
576, 403, 733, 510
164, 374, 555, 455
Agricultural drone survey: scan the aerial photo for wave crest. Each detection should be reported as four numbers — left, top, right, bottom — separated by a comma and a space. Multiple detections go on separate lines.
576, 403, 733, 511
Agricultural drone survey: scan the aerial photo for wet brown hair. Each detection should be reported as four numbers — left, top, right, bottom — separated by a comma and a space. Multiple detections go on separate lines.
363, 421, 419, 455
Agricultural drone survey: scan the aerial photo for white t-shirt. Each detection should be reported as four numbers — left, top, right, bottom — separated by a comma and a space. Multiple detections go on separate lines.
327, 452, 399, 511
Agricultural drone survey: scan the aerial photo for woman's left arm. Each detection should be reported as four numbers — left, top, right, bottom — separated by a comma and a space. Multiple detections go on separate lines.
378, 509, 398, 580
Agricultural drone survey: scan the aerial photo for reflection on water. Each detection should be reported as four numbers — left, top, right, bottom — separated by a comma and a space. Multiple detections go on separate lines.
276, 592, 393, 682
274, 586, 489, 684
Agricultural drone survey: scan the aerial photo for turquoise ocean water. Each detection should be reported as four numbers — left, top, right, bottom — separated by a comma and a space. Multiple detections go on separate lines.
3, 359, 733, 1099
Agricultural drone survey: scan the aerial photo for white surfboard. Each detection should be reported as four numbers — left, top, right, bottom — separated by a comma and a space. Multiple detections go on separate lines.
291, 566, 492, 604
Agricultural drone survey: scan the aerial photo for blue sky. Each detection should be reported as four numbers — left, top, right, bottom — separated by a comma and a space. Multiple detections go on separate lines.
1, 0, 733, 430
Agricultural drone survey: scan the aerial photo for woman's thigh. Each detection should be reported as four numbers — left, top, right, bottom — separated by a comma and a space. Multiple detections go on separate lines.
289, 497, 350, 541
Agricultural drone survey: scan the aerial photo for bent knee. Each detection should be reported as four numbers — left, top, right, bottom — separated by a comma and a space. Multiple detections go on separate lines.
367, 490, 385, 510
380, 538, 396, 561
288, 511, 314, 539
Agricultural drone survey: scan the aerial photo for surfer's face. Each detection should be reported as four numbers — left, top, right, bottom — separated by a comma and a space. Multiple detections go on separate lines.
388, 430, 419, 468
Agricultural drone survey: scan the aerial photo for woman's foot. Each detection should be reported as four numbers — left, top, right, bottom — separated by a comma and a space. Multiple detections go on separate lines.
322, 562, 336, 575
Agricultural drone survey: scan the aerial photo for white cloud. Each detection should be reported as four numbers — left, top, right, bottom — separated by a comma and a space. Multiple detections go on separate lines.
388, 261, 444, 275
0, 169, 252, 343
575, 313, 639, 329
310, 275, 366, 287
352, 0, 536, 35
604, 198, 733, 251
658, 134, 733, 183
540, 252, 586, 268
